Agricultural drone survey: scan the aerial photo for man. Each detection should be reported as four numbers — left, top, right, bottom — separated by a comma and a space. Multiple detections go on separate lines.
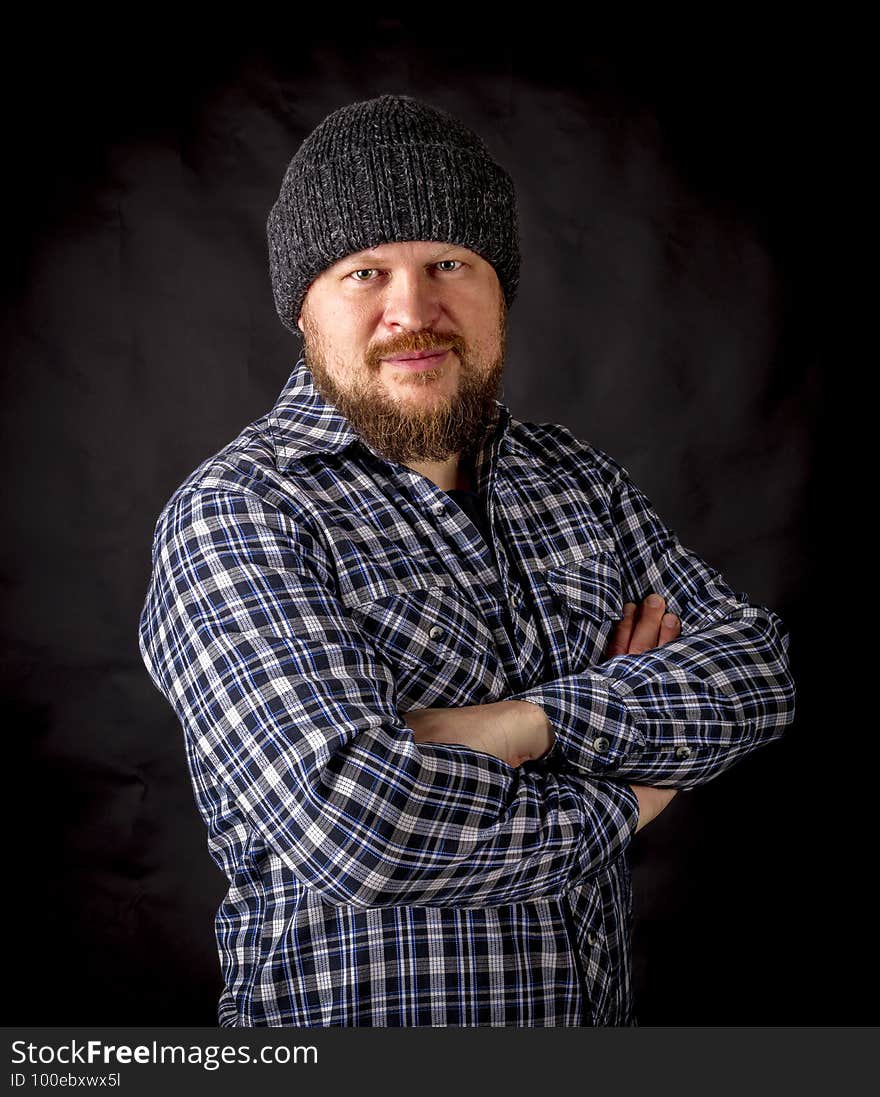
138, 93, 795, 1027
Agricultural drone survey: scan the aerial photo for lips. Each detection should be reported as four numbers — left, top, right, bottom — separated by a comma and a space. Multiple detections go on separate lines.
382, 348, 449, 362
380, 349, 451, 373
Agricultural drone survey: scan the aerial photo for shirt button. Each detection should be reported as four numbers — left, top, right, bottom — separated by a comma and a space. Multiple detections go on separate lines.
675, 745, 692, 759
428, 625, 445, 641
431, 502, 447, 516
586, 931, 599, 947
593, 736, 610, 753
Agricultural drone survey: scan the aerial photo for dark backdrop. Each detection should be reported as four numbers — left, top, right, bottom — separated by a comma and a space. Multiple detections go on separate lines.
4, 18, 860, 1025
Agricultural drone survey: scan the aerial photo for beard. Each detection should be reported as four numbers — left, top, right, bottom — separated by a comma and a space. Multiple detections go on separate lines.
299, 300, 506, 465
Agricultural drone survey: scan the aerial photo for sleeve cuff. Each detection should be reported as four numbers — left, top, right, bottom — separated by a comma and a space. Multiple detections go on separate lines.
512, 674, 646, 774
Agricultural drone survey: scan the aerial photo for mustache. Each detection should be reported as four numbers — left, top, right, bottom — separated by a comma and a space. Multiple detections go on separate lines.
366, 330, 466, 368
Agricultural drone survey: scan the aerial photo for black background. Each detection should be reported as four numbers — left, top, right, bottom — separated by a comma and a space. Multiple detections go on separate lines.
4, 16, 861, 1025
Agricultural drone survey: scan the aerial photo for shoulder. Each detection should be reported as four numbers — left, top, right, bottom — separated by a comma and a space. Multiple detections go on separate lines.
148, 414, 325, 553
504, 417, 632, 489
160, 414, 280, 501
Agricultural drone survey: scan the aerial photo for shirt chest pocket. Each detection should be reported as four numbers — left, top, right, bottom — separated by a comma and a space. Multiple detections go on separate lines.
540, 544, 625, 673
344, 583, 508, 711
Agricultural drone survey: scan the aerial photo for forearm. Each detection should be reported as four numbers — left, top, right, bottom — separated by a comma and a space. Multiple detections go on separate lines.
142, 487, 638, 912
501, 440, 798, 789
404, 698, 677, 835
177, 648, 637, 908
511, 601, 795, 788
404, 698, 555, 768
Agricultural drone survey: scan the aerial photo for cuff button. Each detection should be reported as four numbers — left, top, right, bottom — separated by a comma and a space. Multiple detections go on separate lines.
592, 736, 610, 753
675, 745, 692, 759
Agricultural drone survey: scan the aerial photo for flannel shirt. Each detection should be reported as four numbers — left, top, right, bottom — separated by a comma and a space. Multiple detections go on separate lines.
138, 358, 795, 1027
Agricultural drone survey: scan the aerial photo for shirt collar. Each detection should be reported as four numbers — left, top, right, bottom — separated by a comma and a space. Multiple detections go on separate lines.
268, 358, 360, 465
268, 357, 512, 472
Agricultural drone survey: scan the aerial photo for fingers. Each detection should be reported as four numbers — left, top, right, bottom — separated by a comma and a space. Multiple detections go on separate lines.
659, 608, 681, 646
605, 592, 681, 658
604, 601, 637, 657
629, 593, 673, 653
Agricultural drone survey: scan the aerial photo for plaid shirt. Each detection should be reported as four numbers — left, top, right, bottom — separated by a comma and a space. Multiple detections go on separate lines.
138, 359, 795, 1027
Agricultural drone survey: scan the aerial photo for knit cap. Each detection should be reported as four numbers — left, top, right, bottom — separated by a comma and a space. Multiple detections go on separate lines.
267, 93, 520, 334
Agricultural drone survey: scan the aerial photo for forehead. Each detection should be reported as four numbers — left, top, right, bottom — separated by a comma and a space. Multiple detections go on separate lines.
330, 241, 478, 267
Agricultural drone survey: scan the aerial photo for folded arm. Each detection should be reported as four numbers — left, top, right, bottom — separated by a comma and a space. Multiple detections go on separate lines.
403, 597, 681, 830
138, 487, 640, 910
508, 446, 796, 789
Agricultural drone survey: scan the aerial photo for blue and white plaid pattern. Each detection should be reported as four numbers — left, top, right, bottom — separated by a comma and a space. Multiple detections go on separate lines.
138, 359, 795, 1027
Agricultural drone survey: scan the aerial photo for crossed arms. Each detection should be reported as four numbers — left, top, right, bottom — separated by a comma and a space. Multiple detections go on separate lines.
139, 455, 795, 908
405, 593, 683, 832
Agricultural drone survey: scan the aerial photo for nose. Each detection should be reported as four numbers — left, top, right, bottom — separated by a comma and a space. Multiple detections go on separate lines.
381, 269, 442, 332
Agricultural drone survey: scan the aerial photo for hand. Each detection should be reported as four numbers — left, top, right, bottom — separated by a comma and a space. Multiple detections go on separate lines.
630, 784, 678, 832
606, 594, 682, 830
605, 592, 681, 658
404, 700, 553, 769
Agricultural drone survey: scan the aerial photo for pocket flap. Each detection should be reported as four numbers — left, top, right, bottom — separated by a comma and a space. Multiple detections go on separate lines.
544, 551, 624, 622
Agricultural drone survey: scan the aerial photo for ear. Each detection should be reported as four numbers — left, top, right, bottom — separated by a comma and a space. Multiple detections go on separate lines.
296, 294, 310, 334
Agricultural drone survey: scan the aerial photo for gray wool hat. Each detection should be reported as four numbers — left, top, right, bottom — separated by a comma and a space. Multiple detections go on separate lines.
266, 93, 520, 335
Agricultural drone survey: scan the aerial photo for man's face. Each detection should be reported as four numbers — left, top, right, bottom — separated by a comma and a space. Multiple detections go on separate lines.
298, 241, 507, 464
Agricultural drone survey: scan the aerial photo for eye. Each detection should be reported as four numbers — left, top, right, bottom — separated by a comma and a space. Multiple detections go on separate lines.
436, 260, 462, 272
350, 268, 379, 282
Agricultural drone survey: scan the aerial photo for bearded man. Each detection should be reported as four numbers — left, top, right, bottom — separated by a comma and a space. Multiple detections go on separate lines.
138, 94, 795, 1027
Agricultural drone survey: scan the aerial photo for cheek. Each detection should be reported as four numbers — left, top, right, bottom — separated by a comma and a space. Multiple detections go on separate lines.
454, 293, 502, 345
314, 317, 366, 367
463, 317, 502, 361
337, 315, 378, 361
